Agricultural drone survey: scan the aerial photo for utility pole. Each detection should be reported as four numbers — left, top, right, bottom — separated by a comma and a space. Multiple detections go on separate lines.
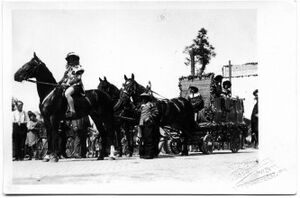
228, 60, 232, 92
190, 50, 195, 76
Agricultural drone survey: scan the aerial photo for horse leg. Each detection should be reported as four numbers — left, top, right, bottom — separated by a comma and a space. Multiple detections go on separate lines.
42, 117, 52, 162
49, 115, 60, 162
113, 118, 123, 157
124, 124, 133, 157
102, 114, 117, 160
90, 114, 109, 160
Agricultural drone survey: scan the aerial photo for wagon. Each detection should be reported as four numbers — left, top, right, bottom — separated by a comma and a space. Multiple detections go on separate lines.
163, 73, 248, 155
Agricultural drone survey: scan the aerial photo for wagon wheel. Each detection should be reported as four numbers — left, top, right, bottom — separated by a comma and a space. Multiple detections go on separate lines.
167, 139, 182, 155
201, 134, 213, 154
230, 135, 241, 153
65, 137, 75, 158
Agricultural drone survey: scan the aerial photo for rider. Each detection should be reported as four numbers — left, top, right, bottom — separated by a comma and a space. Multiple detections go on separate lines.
59, 52, 85, 118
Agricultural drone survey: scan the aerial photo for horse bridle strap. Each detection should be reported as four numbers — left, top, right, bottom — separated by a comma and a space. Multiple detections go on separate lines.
26, 79, 58, 86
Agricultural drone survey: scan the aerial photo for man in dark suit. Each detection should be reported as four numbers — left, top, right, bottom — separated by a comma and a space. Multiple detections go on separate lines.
251, 89, 258, 148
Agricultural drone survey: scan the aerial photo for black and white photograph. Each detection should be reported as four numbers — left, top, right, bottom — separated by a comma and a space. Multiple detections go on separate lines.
1, 0, 298, 195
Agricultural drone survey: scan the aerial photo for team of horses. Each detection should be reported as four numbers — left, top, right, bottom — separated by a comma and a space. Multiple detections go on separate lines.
14, 53, 198, 162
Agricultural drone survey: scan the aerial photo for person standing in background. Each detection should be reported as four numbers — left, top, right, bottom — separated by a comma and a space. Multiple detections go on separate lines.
26, 111, 39, 160
12, 101, 28, 161
251, 89, 259, 149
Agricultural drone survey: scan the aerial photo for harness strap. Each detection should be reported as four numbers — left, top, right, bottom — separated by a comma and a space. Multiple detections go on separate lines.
26, 79, 58, 86
85, 96, 92, 107
41, 89, 55, 105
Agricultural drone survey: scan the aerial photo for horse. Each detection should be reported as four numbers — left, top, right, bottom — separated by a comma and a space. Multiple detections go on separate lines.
98, 76, 138, 156
14, 52, 117, 162
119, 73, 198, 155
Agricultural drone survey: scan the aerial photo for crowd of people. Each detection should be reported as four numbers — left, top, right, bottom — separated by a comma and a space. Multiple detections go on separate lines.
12, 100, 47, 161
11, 99, 103, 161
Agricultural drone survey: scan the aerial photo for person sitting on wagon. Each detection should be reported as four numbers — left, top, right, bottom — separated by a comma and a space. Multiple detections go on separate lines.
59, 52, 85, 118
222, 80, 232, 97
211, 75, 223, 98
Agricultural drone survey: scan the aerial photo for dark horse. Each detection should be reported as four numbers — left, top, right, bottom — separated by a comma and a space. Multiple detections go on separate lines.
98, 76, 138, 156
14, 53, 117, 162
119, 74, 197, 155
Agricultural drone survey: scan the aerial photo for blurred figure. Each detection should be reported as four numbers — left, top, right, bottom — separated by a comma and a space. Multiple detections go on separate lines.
12, 101, 28, 161
35, 115, 48, 160
251, 89, 259, 149
25, 111, 39, 160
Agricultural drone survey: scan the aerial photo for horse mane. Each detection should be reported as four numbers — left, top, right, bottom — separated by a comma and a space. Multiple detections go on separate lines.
35, 62, 57, 103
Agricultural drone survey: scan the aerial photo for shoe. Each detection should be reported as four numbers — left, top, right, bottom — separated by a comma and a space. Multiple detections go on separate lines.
142, 155, 154, 159
43, 155, 50, 162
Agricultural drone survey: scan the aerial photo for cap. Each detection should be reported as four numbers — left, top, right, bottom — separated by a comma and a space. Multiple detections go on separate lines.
189, 86, 199, 93
253, 89, 258, 96
65, 52, 80, 61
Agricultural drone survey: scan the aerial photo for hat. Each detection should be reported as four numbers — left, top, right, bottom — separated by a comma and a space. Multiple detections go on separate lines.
253, 89, 258, 96
65, 52, 80, 61
189, 86, 199, 93
214, 75, 223, 82
28, 111, 36, 117
140, 92, 152, 98
223, 80, 232, 89
17, 101, 23, 105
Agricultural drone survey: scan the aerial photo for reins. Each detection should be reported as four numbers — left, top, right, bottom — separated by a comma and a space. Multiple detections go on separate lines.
26, 79, 58, 86
151, 90, 168, 100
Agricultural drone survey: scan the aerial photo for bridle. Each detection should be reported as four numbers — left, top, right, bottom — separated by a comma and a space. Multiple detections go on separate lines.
24, 59, 58, 87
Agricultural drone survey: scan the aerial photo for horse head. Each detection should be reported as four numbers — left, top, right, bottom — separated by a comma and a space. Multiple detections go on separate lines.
123, 73, 143, 97
14, 52, 44, 82
98, 76, 110, 92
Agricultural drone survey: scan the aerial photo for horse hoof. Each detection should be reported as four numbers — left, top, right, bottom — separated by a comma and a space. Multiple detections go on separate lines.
97, 156, 104, 160
108, 155, 116, 160
42, 155, 50, 162
50, 157, 59, 162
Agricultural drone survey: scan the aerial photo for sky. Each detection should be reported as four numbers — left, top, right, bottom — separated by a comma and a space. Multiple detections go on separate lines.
11, 8, 257, 118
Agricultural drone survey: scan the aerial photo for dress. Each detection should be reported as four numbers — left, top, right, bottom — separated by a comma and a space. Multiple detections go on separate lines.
26, 120, 38, 147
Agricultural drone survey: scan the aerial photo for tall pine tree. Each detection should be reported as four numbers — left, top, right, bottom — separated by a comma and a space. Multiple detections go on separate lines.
184, 28, 216, 77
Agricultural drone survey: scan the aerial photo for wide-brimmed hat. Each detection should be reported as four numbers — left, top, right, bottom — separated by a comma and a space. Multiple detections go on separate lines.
214, 75, 223, 82
65, 52, 80, 62
16, 101, 23, 105
140, 92, 152, 98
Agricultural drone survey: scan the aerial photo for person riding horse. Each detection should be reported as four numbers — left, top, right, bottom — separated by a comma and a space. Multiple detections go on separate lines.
59, 52, 85, 118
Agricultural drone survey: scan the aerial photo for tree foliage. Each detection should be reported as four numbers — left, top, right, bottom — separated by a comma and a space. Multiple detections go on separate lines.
184, 28, 216, 76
